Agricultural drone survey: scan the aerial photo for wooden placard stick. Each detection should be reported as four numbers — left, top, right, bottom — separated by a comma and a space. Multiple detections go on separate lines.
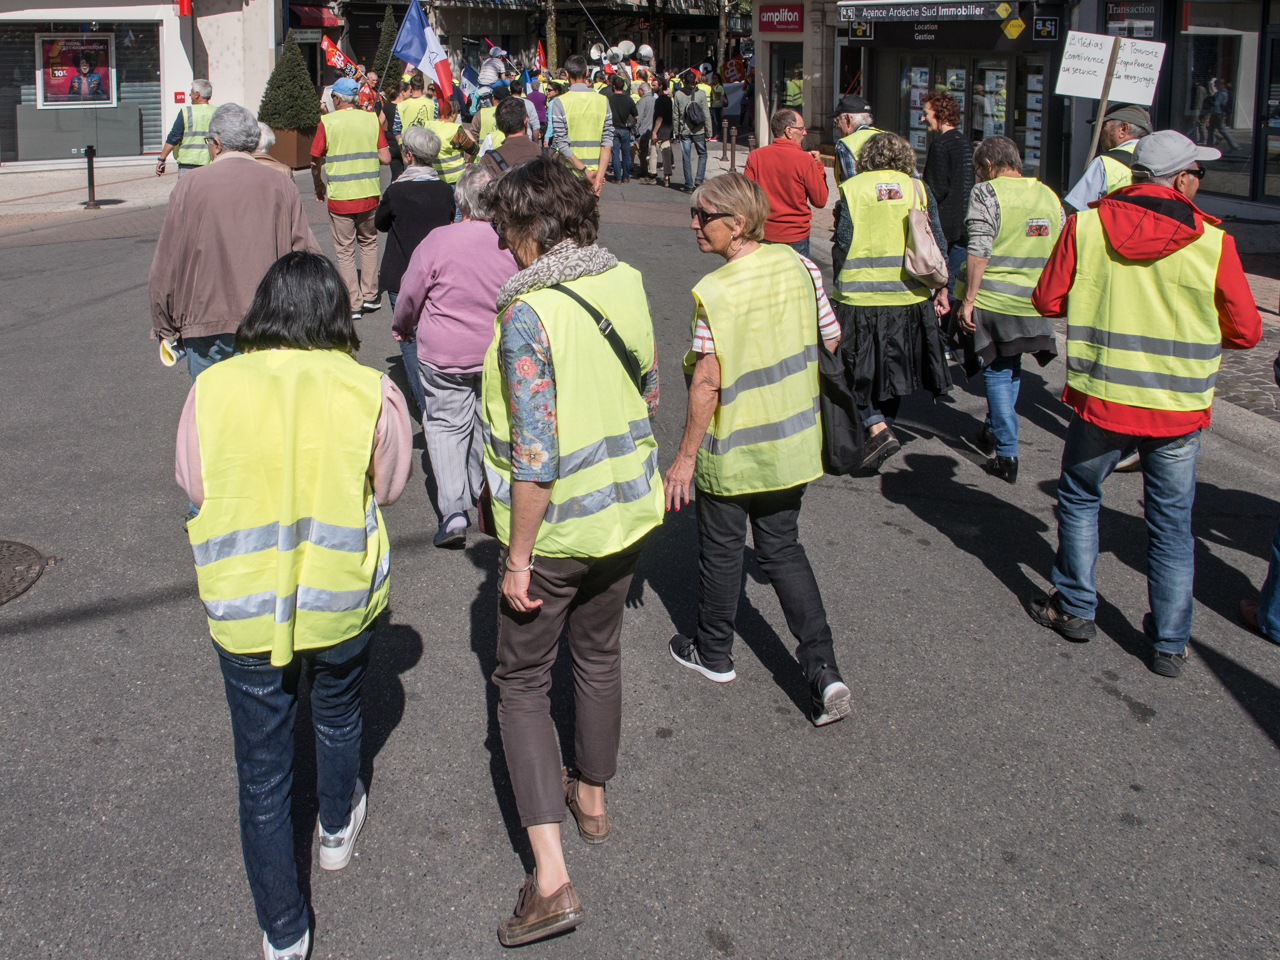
1085, 37, 1122, 164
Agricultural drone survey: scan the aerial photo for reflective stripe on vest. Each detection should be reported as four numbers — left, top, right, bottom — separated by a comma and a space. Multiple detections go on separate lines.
1064, 208, 1225, 411
560, 91, 608, 170
1100, 140, 1137, 195
423, 120, 466, 182
176, 103, 215, 165
320, 110, 381, 200
838, 126, 881, 178
398, 97, 436, 128
188, 350, 390, 665
685, 244, 822, 496
480, 264, 663, 558
955, 176, 1061, 316
833, 169, 930, 307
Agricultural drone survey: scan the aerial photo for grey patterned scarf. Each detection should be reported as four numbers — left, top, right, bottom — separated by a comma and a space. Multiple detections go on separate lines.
496, 240, 618, 313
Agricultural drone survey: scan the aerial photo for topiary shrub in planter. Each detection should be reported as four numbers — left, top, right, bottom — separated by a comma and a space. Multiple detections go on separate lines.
374, 5, 407, 97
258, 32, 322, 169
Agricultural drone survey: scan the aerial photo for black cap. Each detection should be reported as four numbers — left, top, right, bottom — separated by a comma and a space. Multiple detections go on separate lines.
492, 85, 511, 100
836, 94, 870, 115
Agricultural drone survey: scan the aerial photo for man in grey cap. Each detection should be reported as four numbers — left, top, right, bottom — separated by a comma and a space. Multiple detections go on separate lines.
832, 94, 880, 183
1061, 103, 1152, 214
1027, 130, 1260, 679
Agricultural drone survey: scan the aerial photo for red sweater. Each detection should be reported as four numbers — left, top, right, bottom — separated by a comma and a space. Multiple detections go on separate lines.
743, 137, 829, 243
1032, 184, 1261, 436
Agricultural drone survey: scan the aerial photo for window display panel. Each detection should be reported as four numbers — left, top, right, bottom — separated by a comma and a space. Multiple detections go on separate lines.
1015, 56, 1047, 175
970, 58, 1008, 142
900, 55, 930, 162
1171, 0, 1260, 196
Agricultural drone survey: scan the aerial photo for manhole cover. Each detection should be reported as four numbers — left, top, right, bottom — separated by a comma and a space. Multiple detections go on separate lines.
0, 541, 43, 605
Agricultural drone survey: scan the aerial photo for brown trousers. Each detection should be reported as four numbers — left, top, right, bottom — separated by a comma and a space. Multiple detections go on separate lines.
328, 208, 378, 310
494, 543, 643, 827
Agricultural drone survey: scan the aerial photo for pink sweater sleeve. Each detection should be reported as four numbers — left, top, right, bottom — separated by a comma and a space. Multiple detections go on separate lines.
177, 374, 415, 511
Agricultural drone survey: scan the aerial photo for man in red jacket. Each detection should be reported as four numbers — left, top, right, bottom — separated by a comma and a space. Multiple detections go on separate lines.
743, 107, 829, 257
1028, 131, 1260, 678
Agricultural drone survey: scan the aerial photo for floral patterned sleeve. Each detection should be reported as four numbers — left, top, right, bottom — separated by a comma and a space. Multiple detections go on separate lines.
499, 301, 558, 482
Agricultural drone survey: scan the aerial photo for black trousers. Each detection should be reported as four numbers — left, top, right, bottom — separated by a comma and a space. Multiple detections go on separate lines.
693, 483, 838, 685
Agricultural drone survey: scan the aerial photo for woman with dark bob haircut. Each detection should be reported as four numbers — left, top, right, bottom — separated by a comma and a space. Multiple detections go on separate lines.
175, 251, 413, 960
480, 154, 664, 946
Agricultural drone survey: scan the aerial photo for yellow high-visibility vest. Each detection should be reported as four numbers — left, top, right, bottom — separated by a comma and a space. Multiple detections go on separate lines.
833, 169, 931, 307
397, 96, 436, 128
176, 103, 215, 165
424, 119, 466, 182
320, 109, 382, 201
187, 349, 391, 667
560, 90, 608, 171
838, 125, 883, 180
1066, 208, 1225, 411
1099, 139, 1138, 195
481, 265, 663, 558
955, 176, 1061, 316
478, 106, 506, 150
684, 244, 821, 496
784, 77, 804, 106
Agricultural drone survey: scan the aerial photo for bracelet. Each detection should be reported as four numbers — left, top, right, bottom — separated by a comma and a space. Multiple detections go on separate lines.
505, 555, 535, 574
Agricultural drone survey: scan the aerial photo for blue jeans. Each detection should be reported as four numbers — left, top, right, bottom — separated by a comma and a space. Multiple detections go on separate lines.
786, 238, 811, 257
946, 243, 967, 297
216, 628, 373, 950
1256, 519, 1280, 643
388, 291, 426, 419
185, 333, 236, 382
1050, 416, 1200, 653
611, 129, 633, 180
680, 135, 707, 188
859, 396, 900, 430
983, 355, 1021, 457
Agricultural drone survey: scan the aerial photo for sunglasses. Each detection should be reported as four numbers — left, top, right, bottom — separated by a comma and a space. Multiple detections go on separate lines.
691, 207, 734, 227
1183, 166, 1206, 180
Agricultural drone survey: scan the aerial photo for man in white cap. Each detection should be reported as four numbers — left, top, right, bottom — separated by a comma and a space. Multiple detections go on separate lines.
1062, 103, 1153, 214
478, 46, 508, 88
1027, 131, 1260, 679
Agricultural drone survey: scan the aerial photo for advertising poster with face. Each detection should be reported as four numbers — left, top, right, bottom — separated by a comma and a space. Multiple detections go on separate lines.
36, 34, 116, 108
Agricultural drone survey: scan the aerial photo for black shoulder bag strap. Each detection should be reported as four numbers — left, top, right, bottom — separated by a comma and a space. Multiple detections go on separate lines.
489, 149, 509, 172
548, 284, 644, 395
1103, 146, 1135, 168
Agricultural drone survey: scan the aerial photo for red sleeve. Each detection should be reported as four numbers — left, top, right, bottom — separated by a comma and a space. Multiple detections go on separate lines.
1213, 232, 1262, 350
805, 158, 829, 208
377, 126, 388, 149
1031, 214, 1078, 318
743, 151, 759, 183
310, 123, 326, 158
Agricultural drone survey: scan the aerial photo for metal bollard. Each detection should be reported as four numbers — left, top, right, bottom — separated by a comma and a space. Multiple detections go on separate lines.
84, 144, 99, 210
730, 128, 737, 171
721, 120, 729, 160
747, 134, 756, 155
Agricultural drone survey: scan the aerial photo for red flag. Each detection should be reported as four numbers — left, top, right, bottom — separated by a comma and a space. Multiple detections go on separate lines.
536, 41, 546, 73
321, 36, 362, 79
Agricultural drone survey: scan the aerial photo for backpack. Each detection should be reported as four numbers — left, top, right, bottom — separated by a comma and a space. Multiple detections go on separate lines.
684, 97, 706, 128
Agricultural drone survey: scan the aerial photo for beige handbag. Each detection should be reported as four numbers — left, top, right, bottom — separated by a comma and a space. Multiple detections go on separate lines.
903, 178, 949, 290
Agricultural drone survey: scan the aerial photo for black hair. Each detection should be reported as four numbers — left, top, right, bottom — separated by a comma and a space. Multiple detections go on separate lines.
409, 73, 425, 91
611, 74, 628, 92
565, 54, 589, 80
495, 96, 529, 135
509, 81, 524, 96
235, 252, 360, 353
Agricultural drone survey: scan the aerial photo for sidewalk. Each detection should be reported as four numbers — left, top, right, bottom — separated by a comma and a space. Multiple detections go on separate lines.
0, 163, 177, 237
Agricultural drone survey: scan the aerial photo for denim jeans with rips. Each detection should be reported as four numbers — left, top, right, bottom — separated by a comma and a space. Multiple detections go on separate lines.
1050, 415, 1200, 654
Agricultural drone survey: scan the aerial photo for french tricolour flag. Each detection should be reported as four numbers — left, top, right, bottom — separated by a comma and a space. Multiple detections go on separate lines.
392, 0, 454, 99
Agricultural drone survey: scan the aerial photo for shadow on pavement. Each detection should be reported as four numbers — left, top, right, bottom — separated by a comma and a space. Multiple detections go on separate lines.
1189, 638, 1280, 749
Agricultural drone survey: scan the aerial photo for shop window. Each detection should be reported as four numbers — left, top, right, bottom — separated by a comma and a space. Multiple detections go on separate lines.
1015, 56, 1047, 177
1170, 0, 1261, 196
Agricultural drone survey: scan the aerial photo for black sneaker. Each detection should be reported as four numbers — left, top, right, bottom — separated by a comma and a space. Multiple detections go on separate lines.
983, 455, 1018, 485
974, 423, 997, 458
669, 634, 736, 682
362, 299, 382, 313
860, 428, 901, 471
1152, 650, 1188, 678
811, 669, 851, 727
1028, 592, 1097, 642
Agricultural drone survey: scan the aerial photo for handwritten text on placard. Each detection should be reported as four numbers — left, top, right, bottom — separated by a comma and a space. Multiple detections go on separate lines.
1108, 36, 1165, 104
1054, 31, 1115, 99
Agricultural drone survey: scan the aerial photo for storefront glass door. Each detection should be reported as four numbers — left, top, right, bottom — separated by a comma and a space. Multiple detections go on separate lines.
1261, 31, 1280, 200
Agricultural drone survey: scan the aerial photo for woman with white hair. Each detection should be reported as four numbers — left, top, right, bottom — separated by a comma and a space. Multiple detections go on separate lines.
392, 163, 518, 547
252, 121, 295, 179
375, 124, 456, 419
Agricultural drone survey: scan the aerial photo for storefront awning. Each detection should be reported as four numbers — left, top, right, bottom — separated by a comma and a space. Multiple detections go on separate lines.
293, 5, 344, 26
836, 1, 1012, 21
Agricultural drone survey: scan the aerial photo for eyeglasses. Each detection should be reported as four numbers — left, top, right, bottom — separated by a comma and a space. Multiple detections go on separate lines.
1182, 166, 1206, 180
490, 220, 505, 241
691, 207, 734, 227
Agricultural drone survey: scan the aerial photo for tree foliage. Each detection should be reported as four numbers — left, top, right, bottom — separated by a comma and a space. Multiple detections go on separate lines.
374, 5, 405, 96
258, 32, 321, 131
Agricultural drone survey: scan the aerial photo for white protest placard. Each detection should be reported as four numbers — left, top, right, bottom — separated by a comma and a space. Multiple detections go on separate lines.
1108, 36, 1165, 105
1055, 31, 1115, 99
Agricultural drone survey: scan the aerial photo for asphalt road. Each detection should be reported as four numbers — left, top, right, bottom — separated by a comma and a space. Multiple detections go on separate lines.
1, 176, 1279, 960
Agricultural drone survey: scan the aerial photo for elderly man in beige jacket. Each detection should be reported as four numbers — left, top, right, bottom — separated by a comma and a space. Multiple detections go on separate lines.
148, 102, 320, 381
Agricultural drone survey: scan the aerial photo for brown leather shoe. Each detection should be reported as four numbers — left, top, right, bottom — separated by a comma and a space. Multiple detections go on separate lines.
496, 870, 584, 947
563, 769, 610, 844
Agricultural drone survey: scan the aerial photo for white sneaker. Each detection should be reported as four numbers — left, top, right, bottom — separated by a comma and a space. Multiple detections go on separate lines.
262, 929, 310, 960
318, 778, 367, 871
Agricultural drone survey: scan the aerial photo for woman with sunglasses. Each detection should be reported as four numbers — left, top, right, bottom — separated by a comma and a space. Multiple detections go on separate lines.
664, 172, 853, 728
952, 135, 1064, 484
481, 154, 662, 946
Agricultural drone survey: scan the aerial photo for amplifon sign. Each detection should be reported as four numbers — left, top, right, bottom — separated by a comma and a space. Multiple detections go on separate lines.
758, 3, 805, 32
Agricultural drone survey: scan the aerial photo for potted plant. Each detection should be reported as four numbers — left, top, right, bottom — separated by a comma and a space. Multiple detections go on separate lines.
258, 32, 321, 169
374, 5, 407, 97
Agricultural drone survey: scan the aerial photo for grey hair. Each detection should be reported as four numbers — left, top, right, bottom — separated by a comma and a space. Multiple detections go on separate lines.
333, 90, 357, 105
455, 163, 496, 220
256, 121, 275, 152
192, 78, 212, 100
972, 135, 1021, 176
401, 125, 441, 165
208, 103, 262, 153
1131, 168, 1178, 187
845, 111, 873, 127
638, 83, 651, 97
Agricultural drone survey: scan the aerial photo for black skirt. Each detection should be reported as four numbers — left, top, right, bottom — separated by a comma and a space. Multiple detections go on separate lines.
835, 300, 953, 408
